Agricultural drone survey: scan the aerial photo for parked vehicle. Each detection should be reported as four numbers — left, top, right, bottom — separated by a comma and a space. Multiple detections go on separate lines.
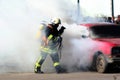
80, 23, 120, 73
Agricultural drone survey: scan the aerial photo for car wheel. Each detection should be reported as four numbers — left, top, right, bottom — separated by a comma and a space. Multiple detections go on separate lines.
96, 54, 108, 73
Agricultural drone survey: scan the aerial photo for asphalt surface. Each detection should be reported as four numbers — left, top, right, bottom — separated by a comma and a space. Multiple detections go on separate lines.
0, 72, 120, 80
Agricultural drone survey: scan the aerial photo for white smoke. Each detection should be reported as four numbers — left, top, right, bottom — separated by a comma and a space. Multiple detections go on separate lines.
0, 0, 43, 73
0, 0, 78, 73
60, 23, 98, 72
0, 0, 99, 73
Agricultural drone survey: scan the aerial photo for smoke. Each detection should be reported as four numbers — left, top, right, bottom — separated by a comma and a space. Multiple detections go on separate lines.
0, 0, 75, 73
59, 23, 97, 72
0, 0, 45, 73
0, 0, 99, 73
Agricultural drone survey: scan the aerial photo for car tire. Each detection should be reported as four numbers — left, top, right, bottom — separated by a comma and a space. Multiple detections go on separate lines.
96, 54, 108, 73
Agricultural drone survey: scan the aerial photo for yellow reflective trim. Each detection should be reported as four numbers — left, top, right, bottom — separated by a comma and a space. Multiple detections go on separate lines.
40, 46, 57, 54
40, 47, 50, 53
35, 56, 42, 67
48, 34, 53, 40
40, 46, 51, 53
53, 62, 60, 67
34, 63, 40, 72
35, 63, 40, 67
36, 56, 42, 63
42, 47, 49, 51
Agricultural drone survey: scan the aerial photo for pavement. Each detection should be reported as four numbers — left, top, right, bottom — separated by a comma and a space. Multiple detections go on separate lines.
0, 72, 120, 80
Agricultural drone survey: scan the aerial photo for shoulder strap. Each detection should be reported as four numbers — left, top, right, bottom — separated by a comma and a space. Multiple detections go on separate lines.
48, 24, 53, 29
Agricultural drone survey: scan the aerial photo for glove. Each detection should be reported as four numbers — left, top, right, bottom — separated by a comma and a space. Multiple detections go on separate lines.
61, 26, 66, 30
59, 26, 66, 35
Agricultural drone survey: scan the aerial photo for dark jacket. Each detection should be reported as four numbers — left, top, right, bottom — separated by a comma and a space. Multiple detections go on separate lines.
45, 24, 65, 48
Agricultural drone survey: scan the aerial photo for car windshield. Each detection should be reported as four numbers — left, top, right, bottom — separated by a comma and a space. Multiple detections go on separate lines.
89, 24, 120, 38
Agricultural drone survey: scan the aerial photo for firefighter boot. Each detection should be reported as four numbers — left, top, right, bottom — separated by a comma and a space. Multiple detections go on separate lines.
34, 66, 44, 74
55, 65, 67, 73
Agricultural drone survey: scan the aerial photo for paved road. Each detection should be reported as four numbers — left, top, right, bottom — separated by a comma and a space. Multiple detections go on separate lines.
0, 72, 120, 80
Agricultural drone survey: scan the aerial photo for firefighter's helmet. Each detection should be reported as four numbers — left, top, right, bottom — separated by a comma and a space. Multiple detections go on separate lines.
51, 18, 61, 25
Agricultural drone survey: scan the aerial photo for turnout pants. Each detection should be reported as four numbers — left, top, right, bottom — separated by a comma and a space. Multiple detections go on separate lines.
35, 49, 62, 73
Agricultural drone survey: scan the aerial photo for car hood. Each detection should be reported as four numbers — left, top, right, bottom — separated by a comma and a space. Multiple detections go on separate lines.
94, 38, 120, 45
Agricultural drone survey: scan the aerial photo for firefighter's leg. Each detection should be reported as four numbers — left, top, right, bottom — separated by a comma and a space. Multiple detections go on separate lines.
34, 51, 48, 73
50, 53, 66, 73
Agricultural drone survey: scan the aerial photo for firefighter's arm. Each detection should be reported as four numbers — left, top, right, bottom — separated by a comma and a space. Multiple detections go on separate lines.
58, 26, 66, 35
42, 34, 53, 46
42, 36, 48, 46
43, 27, 53, 46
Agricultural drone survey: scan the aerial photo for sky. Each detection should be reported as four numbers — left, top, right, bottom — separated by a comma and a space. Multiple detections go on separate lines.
71, 0, 120, 17
0, 0, 120, 73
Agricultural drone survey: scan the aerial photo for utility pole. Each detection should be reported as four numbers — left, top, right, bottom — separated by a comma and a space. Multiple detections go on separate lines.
111, 0, 114, 21
77, 0, 80, 24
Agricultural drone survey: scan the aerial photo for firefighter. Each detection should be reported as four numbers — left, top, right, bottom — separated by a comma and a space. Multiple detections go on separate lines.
34, 18, 66, 73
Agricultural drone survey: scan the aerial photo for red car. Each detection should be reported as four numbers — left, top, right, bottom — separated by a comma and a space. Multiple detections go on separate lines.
80, 23, 120, 73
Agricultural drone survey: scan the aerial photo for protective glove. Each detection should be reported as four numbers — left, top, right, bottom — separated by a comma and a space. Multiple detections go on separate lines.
61, 26, 66, 30
59, 26, 66, 35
